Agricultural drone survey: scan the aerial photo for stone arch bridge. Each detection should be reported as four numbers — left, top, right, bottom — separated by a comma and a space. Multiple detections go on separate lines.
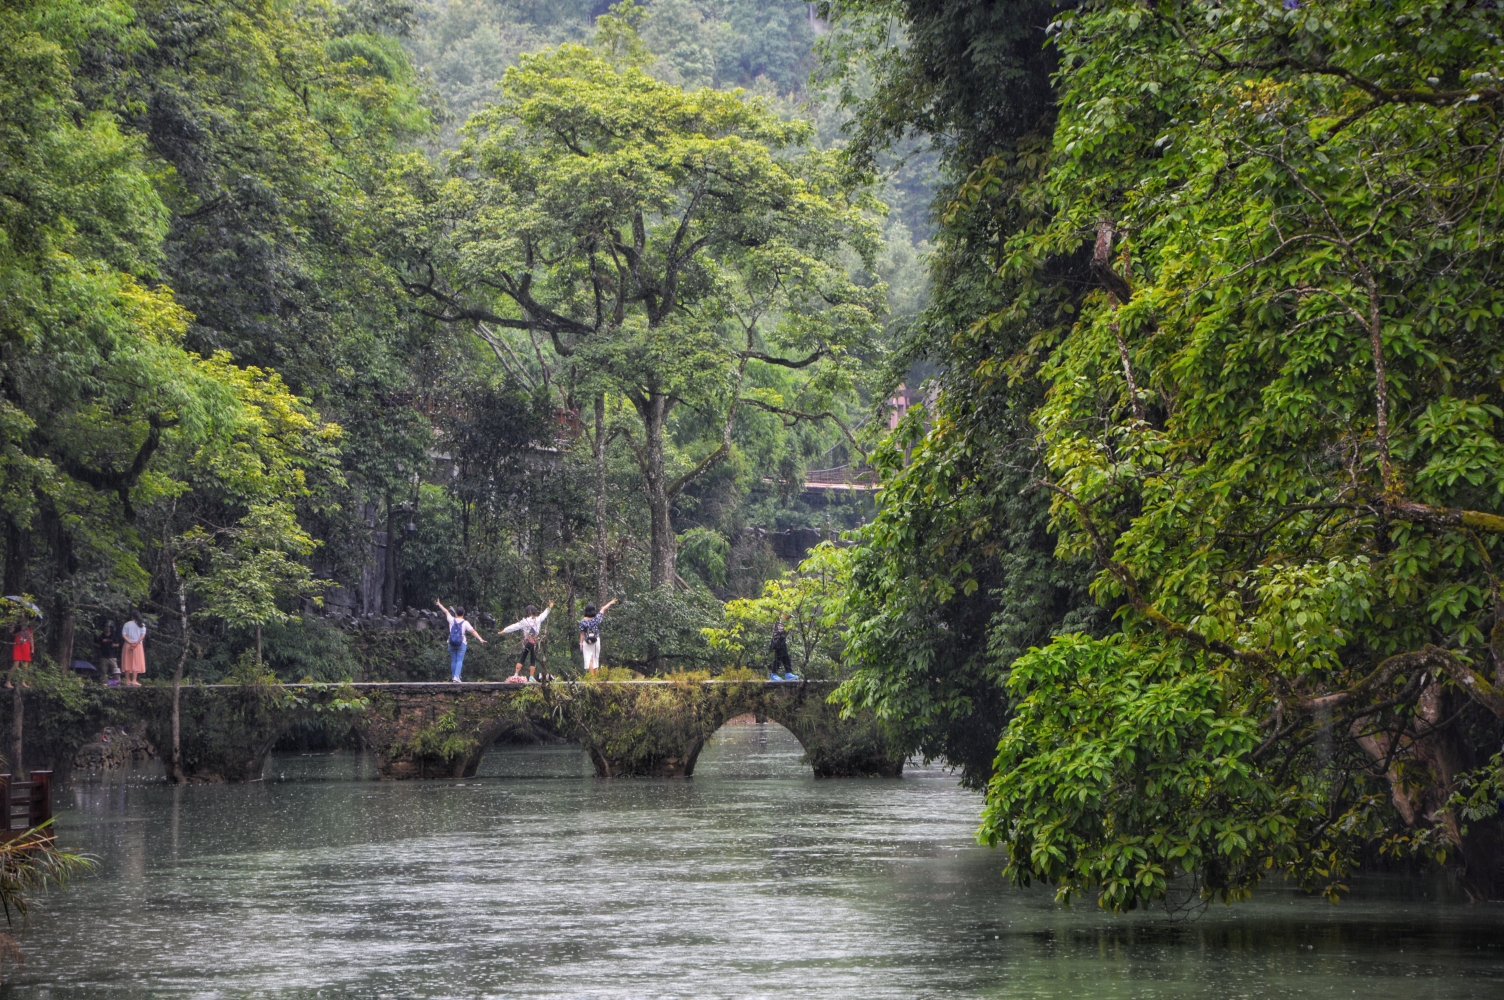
6, 680, 904, 783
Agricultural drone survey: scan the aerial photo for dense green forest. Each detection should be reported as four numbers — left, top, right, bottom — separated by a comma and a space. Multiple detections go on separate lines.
5, 0, 1504, 909
823, 0, 1504, 906
1, 0, 926, 683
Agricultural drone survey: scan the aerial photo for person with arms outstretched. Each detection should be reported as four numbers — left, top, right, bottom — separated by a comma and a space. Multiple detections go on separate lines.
501, 601, 552, 682
578, 599, 617, 674
436, 600, 485, 682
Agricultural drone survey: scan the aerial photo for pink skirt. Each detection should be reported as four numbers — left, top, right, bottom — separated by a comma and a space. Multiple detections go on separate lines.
121, 639, 146, 675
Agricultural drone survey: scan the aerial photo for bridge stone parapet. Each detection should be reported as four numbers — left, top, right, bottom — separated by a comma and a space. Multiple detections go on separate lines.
3, 680, 903, 782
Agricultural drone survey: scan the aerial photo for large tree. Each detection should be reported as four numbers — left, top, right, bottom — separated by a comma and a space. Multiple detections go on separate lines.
398, 16, 883, 591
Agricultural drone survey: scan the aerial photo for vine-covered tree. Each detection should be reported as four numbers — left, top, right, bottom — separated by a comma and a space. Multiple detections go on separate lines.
978, 0, 1504, 906
818, 0, 1100, 786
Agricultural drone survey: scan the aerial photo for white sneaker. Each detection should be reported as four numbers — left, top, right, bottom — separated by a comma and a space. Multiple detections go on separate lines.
451, 677, 462, 683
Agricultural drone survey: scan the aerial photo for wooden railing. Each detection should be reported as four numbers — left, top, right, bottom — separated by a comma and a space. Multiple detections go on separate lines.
0, 771, 52, 840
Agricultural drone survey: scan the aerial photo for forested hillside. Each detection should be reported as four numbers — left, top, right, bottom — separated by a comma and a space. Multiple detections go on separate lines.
6, 0, 1504, 912
0, 0, 915, 684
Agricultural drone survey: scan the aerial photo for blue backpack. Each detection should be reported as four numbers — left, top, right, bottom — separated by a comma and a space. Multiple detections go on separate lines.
449, 619, 465, 644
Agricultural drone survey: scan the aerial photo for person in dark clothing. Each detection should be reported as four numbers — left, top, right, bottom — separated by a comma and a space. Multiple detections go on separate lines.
97, 621, 122, 679
769, 614, 797, 681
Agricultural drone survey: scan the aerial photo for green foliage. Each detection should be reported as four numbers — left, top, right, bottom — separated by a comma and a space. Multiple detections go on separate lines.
984, 633, 1372, 911
400, 25, 886, 589
259, 616, 359, 683
704, 540, 848, 677
970, 0, 1504, 907
606, 587, 725, 671
0, 824, 94, 929
409, 0, 823, 130
677, 526, 729, 588
820, 0, 1100, 788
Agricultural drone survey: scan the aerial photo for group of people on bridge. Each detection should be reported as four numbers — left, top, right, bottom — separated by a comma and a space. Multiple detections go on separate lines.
434, 598, 800, 683
436, 597, 621, 683
9, 594, 799, 686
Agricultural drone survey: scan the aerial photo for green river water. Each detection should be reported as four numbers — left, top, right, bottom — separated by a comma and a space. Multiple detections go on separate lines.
5, 722, 1502, 998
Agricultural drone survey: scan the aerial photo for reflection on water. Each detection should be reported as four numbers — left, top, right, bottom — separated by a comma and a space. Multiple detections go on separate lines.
9, 723, 1504, 998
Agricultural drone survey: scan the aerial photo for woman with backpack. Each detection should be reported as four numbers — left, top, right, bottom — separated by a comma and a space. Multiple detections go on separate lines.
577, 598, 618, 674
436, 599, 485, 682
500, 601, 552, 682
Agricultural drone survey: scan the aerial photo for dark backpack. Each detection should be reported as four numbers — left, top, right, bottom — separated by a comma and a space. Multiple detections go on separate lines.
582, 620, 600, 644
449, 619, 465, 644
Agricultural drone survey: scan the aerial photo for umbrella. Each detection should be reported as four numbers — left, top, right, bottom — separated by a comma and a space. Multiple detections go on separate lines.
3, 596, 42, 618
71, 660, 98, 672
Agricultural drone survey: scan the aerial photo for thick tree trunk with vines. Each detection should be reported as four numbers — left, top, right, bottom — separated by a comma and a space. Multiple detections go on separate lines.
637, 392, 677, 592
594, 395, 610, 605
383, 494, 399, 616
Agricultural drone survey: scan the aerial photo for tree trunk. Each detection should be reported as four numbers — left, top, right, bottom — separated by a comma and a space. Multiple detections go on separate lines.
255, 623, 262, 666
639, 391, 676, 591
55, 607, 75, 673
171, 575, 188, 783
9, 672, 21, 779
3, 518, 23, 595
594, 394, 610, 605
383, 494, 398, 616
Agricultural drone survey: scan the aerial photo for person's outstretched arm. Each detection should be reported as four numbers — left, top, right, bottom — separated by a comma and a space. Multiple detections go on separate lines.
465, 620, 486, 643
537, 602, 552, 624
435, 599, 454, 623
499, 619, 524, 634
601, 599, 618, 614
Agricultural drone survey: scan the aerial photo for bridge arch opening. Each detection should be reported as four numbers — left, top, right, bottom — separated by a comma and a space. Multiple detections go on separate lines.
692, 714, 813, 779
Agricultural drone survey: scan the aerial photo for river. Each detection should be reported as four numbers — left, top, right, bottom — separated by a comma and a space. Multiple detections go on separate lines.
6, 722, 1502, 997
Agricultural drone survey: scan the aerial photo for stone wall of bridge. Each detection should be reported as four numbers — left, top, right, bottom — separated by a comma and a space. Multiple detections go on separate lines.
1, 680, 904, 782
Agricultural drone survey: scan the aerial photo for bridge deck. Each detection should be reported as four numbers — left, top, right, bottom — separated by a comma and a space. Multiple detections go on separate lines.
187, 680, 837, 690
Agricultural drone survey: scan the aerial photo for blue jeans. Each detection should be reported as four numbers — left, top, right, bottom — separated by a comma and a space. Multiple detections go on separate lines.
449, 641, 467, 680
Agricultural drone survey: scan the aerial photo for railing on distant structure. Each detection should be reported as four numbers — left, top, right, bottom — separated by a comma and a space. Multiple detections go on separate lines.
800, 466, 880, 492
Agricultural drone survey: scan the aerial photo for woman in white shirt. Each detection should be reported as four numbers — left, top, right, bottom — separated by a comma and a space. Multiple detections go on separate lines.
500, 601, 553, 682
121, 615, 147, 686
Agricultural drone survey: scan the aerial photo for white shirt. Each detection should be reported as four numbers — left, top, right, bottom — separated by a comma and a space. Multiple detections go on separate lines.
500, 607, 550, 638
122, 621, 146, 643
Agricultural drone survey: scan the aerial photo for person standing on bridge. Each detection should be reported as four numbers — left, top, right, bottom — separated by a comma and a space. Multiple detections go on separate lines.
501, 601, 552, 682
436, 599, 485, 682
577, 598, 617, 674
769, 614, 797, 681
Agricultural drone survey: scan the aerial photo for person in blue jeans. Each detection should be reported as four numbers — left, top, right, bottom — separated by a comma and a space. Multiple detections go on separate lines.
436, 599, 485, 682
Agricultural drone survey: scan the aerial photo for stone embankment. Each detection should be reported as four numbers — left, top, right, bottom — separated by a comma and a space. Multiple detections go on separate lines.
72, 726, 156, 770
